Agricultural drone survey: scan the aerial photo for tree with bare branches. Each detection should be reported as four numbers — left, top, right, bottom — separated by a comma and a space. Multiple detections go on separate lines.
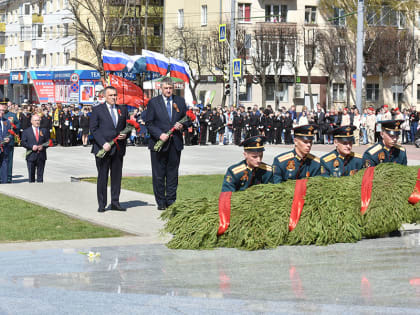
303, 27, 319, 110
66, 0, 135, 78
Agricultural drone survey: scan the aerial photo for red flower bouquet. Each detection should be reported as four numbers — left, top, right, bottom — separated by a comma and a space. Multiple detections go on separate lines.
153, 109, 196, 152
96, 120, 140, 158
25, 138, 53, 157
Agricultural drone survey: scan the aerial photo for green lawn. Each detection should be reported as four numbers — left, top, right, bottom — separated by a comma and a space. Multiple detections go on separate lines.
0, 194, 125, 242
84, 174, 225, 199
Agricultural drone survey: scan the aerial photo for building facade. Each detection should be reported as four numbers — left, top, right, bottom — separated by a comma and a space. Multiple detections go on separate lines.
164, 0, 420, 111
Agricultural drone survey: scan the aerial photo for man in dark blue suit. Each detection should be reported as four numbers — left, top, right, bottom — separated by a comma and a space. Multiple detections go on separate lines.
21, 114, 50, 183
0, 103, 12, 184
90, 86, 128, 212
145, 77, 188, 210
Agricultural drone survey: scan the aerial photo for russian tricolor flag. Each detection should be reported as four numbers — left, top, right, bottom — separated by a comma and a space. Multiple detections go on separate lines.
103, 50, 134, 72
142, 49, 169, 76
169, 57, 190, 83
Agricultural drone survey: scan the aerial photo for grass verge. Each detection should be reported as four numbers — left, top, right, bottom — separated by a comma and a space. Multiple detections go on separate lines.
0, 193, 125, 242
84, 174, 225, 199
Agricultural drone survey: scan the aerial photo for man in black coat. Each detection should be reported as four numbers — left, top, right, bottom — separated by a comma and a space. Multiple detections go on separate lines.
21, 114, 50, 183
145, 77, 188, 210
90, 86, 128, 212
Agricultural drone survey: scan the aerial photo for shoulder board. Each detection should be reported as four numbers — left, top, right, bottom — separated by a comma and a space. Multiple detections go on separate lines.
307, 153, 320, 163
232, 164, 247, 175
258, 163, 272, 171
322, 153, 336, 163
368, 144, 382, 155
394, 144, 405, 152
277, 152, 294, 163
352, 152, 363, 159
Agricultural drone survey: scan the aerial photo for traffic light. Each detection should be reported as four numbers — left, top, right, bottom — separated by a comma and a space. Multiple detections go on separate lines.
224, 83, 231, 95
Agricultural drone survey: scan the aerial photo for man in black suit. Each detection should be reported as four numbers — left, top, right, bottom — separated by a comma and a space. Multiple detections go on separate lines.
89, 86, 128, 212
145, 77, 188, 210
21, 114, 50, 183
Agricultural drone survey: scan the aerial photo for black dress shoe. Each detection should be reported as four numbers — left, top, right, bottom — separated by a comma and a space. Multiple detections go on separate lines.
98, 207, 105, 213
157, 205, 166, 210
110, 203, 126, 211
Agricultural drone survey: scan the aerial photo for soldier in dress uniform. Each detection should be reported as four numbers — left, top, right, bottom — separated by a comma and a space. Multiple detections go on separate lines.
272, 124, 321, 184
320, 125, 363, 177
362, 120, 407, 167
221, 135, 273, 192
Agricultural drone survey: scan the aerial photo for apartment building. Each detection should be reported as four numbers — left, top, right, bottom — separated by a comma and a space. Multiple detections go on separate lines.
164, 0, 420, 110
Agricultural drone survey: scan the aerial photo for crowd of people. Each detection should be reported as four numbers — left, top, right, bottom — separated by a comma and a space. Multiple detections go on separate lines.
193, 103, 420, 148
2, 99, 419, 150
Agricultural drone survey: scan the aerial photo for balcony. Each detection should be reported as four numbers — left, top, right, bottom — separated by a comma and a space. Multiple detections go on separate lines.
0, 23, 5, 32
18, 15, 32, 25
0, 45, 4, 54
19, 40, 32, 51
32, 38, 46, 50
32, 14, 44, 24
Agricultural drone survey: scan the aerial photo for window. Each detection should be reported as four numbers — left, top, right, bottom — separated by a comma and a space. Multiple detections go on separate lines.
24, 54, 30, 67
56, 25, 61, 38
63, 23, 69, 37
50, 53, 53, 66
305, 6, 317, 24
36, 53, 42, 66
22, 3, 31, 15
20, 26, 31, 41
367, 8, 379, 26
56, 52, 60, 65
178, 47, 184, 59
265, 5, 287, 22
42, 54, 46, 66
32, 24, 43, 39
304, 44, 316, 63
153, 24, 161, 36
49, 26, 53, 39
266, 83, 289, 102
333, 83, 345, 101
417, 84, 420, 101
201, 45, 207, 66
333, 8, 345, 26
201, 5, 207, 26
178, 9, 184, 28
238, 3, 251, 22
65, 52, 70, 64
239, 82, 252, 102
333, 46, 345, 65
366, 84, 379, 102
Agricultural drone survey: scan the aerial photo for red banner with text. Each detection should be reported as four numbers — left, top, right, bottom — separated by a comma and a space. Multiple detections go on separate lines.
108, 74, 148, 108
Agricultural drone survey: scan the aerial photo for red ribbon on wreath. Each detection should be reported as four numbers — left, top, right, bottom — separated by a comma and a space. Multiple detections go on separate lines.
289, 179, 308, 231
360, 167, 375, 215
408, 168, 420, 205
217, 191, 232, 235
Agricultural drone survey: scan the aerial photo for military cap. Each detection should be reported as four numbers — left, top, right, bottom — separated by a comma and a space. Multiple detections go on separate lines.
293, 124, 318, 140
380, 120, 403, 136
330, 125, 356, 141
240, 135, 266, 152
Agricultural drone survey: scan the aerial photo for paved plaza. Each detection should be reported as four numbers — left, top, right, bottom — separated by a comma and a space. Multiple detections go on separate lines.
0, 144, 419, 314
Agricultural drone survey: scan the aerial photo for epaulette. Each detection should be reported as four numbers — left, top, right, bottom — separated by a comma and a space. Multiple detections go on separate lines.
393, 144, 406, 152
307, 153, 320, 163
232, 164, 247, 175
258, 163, 272, 172
352, 152, 363, 159
322, 153, 336, 163
277, 152, 294, 163
368, 144, 382, 155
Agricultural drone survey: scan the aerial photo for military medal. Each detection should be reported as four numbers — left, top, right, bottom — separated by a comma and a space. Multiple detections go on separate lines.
333, 159, 340, 168
378, 152, 385, 162
287, 160, 295, 171
226, 175, 232, 183
240, 170, 248, 182
306, 171, 310, 178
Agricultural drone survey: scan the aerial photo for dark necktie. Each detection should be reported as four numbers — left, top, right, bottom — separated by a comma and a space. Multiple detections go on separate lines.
295, 158, 306, 179
109, 105, 117, 127
166, 98, 172, 120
